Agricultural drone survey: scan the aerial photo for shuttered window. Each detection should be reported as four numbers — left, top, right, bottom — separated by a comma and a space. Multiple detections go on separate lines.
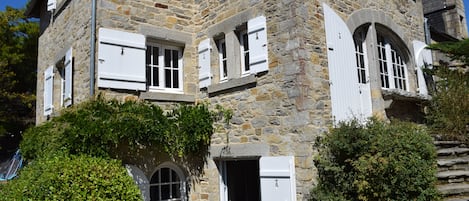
44, 66, 54, 116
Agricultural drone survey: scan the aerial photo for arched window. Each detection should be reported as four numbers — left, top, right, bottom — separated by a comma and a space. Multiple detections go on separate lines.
150, 163, 186, 201
376, 34, 408, 90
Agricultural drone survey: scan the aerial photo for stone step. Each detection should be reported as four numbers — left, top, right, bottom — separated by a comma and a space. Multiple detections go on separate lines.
445, 196, 469, 201
438, 148, 469, 157
435, 141, 464, 148
439, 183, 469, 195
438, 171, 469, 179
439, 156, 469, 167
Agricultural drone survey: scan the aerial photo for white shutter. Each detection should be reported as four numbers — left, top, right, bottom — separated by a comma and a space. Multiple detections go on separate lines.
64, 48, 73, 107
44, 66, 54, 116
198, 39, 212, 88
260, 156, 296, 201
413, 40, 432, 95
125, 165, 150, 201
323, 3, 362, 123
98, 28, 146, 91
47, 0, 56, 11
248, 15, 268, 74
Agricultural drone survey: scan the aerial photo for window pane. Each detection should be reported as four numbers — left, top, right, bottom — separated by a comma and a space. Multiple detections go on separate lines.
243, 33, 249, 50
173, 50, 179, 69
146, 65, 151, 86
165, 49, 171, 67
245, 52, 250, 71
222, 42, 226, 58
151, 171, 160, 183
153, 66, 159, 87
146, 46, 151, 65
161, 168, 170, 183
171, 170, 179, 182
153, 47, 159, 65
161, 185, 170, 200
165, 69, 171, 88
150, 186, 160, 201
223, 61, 228, 77
172, 184, 181, 198
173, 70, 179, 88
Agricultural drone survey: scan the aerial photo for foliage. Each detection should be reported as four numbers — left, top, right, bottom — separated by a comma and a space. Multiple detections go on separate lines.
427, 40, 469, 140
0, 154, 142, 201
310, 119, 440, 201
0, 7, 38, 156
20, 96, 217, 160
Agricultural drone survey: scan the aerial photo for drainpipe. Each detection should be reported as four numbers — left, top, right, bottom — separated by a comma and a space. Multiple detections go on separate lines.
89, 0, 97, 96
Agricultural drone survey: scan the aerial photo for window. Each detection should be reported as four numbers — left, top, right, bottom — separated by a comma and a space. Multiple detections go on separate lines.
146, 43, 183, 92
354, 30, 367, 84
376, 35, 408, 90
150, 164, 186, 201
217, 38, 228, 82
198, 15, 268, 89
239, 29, 250, 76
61, 48, 73, 107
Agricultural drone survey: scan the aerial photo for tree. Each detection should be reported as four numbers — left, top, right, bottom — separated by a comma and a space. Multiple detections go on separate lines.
427, 39, 469, 141
0, 7, 38, 158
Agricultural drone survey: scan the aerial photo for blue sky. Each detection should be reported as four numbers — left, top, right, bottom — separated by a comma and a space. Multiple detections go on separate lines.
0, 0, 29, 10
1, 0, 469, 32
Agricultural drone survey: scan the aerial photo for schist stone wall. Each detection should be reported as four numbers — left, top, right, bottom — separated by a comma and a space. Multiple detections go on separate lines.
35, 0, 428, 200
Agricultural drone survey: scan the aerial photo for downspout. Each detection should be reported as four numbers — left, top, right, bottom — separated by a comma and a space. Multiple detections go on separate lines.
89, 0, 97, 96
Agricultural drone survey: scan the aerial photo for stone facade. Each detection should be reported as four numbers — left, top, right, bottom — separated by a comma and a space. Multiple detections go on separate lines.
27, 0, 434, 200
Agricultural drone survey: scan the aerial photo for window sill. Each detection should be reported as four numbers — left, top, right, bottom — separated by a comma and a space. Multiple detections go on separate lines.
207, 74, 257, 96
381, 88, 430, 102
140, 91, 195, 103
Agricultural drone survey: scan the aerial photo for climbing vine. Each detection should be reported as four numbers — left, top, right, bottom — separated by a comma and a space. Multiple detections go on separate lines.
20, 95, 227, 160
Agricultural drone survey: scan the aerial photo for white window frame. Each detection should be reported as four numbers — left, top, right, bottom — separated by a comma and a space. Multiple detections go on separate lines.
239, 29, 250, 76
218, 39, 228, 82
377, 36, 409, 91
146, 42, 183, 93
150, 162, 186, 201
355, 31, 368, 84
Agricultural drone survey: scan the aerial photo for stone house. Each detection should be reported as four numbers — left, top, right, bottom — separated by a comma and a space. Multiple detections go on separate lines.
26, 0, 439, 200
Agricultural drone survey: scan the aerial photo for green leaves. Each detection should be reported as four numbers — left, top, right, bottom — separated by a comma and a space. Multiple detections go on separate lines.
311, 119, 440, 201
0, 154, 142, 201
20, 96, 216, 160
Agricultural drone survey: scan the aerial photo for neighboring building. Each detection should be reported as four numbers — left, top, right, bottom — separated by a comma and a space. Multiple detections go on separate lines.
423, 0, 468, 66
26, 0, 435, 200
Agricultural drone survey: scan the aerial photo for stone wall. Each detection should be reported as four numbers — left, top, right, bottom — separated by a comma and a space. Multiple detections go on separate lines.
34, 0, 430, 200
35, 0, 93, 123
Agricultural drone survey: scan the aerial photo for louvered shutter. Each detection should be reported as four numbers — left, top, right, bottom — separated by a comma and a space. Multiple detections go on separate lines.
44, 66, 54, 116
47, 0, 56, 11
413, 40, 432, 95
323, 3, 362, 123
97, 28, 146, 91
198, 39, 212, 88
248, 16, 268, 74
64, 48, 73, 107
260, 156, 296, 201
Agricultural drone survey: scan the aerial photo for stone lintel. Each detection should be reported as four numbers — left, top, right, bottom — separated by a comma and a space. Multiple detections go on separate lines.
210, 143, 270, 159
140, 25, 192, 45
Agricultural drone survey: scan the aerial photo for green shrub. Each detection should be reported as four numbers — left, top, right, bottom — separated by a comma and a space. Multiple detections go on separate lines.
20, 96, 216, 160
0, 154, 142, 201
310, 119, 440, 201
426, 66, 469, 140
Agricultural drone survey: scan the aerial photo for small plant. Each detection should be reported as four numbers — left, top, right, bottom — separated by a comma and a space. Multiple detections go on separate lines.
310, 119, 440, 201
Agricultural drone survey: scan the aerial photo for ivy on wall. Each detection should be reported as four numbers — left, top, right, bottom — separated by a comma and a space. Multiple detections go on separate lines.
20, 95, 226, 160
